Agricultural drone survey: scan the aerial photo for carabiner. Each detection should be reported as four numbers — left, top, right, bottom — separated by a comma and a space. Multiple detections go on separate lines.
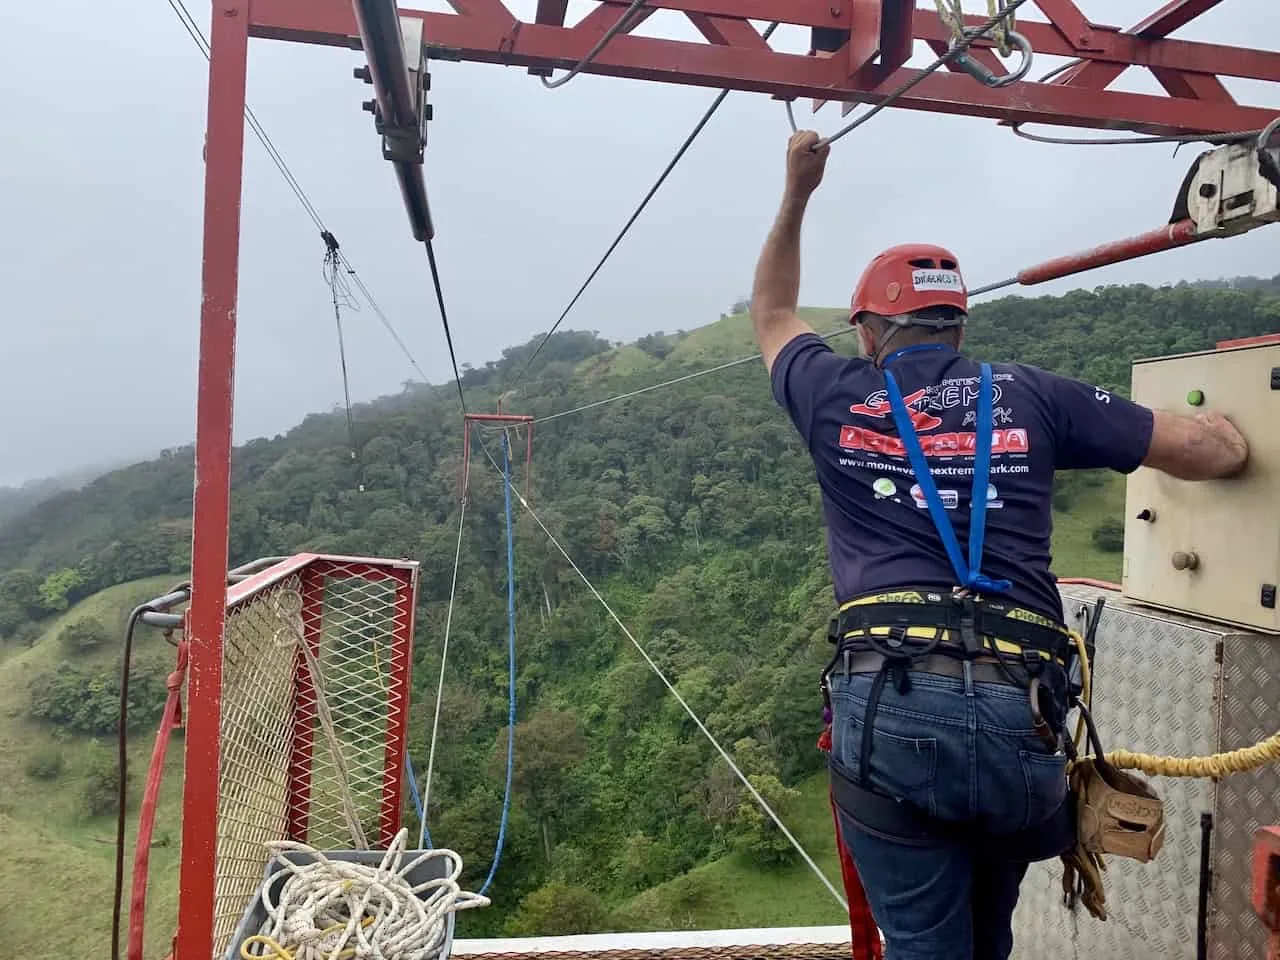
1028, 676, 1060, 752
950, 28, 1033, 88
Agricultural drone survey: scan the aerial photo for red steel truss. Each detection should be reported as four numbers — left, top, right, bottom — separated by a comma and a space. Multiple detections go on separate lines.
180, 2, 1278, 957
247, 0, 1280, 136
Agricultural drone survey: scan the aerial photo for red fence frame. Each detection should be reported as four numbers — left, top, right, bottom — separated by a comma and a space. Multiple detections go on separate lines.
179, 553, 417, 958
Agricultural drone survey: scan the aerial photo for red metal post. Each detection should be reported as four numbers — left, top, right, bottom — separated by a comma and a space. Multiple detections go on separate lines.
177, 0, 250, 957
379, 565, 418, 844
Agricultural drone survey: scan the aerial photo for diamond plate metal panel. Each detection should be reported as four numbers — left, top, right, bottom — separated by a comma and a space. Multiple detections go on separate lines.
1012, 586, 1221, 960
1212, 632, 1280, 960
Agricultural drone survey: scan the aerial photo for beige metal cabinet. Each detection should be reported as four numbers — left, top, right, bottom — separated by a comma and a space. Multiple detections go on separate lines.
1122, 340, 1280, 634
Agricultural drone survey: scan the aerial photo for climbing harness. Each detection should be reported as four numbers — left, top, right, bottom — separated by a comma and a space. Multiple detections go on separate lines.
236, 828, 488, 960
823, 346, 1078, 861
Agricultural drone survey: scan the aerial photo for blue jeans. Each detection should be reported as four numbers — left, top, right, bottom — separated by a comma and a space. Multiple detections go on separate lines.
828, 667, 1068, 960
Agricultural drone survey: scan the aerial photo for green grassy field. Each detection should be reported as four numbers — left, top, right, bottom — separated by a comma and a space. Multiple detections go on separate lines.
611, 772, 848, 931
0, 576, 185, 959
1049, 472, 1125, 583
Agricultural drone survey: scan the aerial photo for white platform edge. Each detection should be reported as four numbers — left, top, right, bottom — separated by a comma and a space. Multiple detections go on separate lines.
453, 926, 854, 954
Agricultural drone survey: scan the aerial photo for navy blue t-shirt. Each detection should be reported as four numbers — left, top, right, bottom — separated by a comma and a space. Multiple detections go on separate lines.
771, 333, 1154, 623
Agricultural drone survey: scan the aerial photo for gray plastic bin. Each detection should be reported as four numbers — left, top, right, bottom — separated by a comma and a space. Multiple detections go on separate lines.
224, 848, 456, 960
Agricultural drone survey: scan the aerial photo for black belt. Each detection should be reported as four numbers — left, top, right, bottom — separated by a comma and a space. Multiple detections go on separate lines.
828, 596, 1071, 662
837, 650, 1023, 686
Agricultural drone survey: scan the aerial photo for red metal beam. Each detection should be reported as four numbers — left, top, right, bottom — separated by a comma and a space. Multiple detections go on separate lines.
911, 12, 1280, 83
1046, 0, 1238, 99
248, 0, 1280, 135
1132, 0, 1228, 38
687, 13, 771, 52
178, 0, 249, 956
1033, 0, 1101, 51
534, 0, 568, 27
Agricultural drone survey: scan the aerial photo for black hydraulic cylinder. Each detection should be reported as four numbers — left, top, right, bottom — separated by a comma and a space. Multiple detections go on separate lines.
352, 0, 434, 241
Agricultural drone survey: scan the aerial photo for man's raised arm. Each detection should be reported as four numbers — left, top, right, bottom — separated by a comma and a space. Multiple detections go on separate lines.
751, 131, 830, 373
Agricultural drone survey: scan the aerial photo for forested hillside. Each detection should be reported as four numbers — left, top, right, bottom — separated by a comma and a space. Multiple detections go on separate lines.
0, 281, 1277, 944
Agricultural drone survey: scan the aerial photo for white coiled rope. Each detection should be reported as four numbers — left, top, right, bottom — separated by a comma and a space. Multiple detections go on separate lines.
242, 828, 490, 960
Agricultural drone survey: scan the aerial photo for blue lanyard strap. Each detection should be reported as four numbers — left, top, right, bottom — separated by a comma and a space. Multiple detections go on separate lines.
882, 360, 1011, 595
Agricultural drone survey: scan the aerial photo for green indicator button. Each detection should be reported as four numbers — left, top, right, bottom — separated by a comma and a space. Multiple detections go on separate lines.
1186, 389, 1204, 407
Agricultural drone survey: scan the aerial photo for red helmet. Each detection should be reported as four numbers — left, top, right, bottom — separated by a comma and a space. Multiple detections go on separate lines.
849, 243, 968, 325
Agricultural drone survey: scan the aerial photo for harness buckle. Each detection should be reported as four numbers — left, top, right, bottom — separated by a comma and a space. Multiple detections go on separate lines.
886, 623, 909, 649
956, 595, 983, 656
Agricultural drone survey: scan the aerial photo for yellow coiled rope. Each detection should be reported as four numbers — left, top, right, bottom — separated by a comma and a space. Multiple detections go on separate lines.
1065, 628, 1280, 778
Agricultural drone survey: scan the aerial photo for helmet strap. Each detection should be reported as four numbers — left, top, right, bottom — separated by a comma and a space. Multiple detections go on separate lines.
869, 323, 905, 368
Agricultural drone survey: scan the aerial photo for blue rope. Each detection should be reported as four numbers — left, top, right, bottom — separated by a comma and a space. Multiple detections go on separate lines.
479, 432, 518, 897
403, 752, 432, 848
882, 348, 1011, 594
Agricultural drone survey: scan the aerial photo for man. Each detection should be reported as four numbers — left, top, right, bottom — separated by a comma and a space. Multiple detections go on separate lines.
751, 130, 1249, 960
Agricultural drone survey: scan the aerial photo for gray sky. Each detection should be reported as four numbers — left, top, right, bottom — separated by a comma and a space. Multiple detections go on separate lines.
3, 1, 1278, 486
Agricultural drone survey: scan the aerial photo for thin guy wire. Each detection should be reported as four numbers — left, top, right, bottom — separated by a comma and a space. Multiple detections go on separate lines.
166, 0, 432, 384
327, 259, 362, 466
787, 0, 1030, 149
535, 324, 854, 424
472, 437, 848, 913
420, 496, 469, 848
540, 0, 649, 89
516, 20, 783, 385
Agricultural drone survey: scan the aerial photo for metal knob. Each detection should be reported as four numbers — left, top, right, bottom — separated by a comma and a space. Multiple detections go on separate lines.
1172, 551, 1200, 571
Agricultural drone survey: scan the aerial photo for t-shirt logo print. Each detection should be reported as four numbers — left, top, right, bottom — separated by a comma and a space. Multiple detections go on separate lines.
849, 388, 943, 432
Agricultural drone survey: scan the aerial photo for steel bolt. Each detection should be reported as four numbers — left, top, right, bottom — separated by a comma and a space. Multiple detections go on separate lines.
362, 99, 377, 114
354, 65, 372, 83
